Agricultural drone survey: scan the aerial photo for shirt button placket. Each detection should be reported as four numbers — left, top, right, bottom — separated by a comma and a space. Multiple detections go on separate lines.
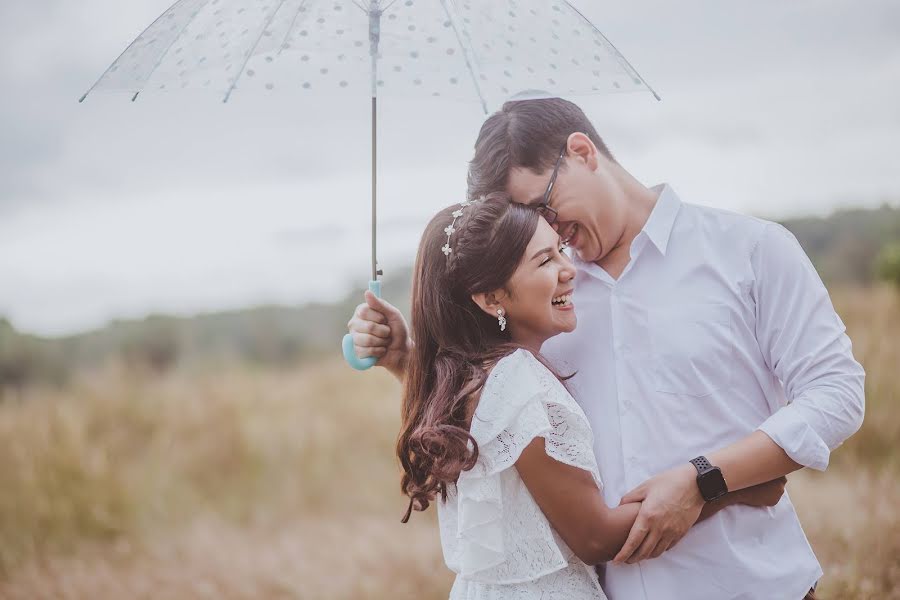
610, 287, 634, 481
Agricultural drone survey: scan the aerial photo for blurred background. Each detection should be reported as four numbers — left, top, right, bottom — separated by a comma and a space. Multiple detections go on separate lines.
1, 0, 898, 598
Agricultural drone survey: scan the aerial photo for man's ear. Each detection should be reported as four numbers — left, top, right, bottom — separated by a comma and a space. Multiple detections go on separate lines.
567, 132, 599, 172
471, 289, 507, 319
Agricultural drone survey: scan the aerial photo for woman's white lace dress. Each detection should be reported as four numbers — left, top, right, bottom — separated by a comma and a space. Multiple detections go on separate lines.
437, 348, 608, 600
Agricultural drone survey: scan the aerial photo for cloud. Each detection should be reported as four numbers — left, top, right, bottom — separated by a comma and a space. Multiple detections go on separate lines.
1, 0, 899, 334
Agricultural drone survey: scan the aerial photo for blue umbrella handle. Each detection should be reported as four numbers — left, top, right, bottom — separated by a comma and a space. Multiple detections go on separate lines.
342, 280, 383, 371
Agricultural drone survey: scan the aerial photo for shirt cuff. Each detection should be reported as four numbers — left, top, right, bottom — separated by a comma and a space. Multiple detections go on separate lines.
757, 406, 831, 471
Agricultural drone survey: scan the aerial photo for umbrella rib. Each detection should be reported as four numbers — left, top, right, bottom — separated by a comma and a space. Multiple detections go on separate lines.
438, 0, 488, 114
135, 0, 215, 101
79, 0, 208, 102
223, 0, 291, 102
560, 0, 661, 101
276, 0, 313, 56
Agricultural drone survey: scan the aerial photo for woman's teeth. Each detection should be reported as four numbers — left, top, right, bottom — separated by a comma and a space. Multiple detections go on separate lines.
551, 294, 572, 306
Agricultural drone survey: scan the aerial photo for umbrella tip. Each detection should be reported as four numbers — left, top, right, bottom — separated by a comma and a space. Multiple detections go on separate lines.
131, 92, 140, 102
78, 92, 88, 103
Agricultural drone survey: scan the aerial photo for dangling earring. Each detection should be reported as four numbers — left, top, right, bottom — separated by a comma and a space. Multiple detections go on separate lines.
497, 307, 507, 332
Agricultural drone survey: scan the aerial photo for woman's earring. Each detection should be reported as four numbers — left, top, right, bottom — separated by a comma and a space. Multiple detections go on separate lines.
497, 307, 507, 332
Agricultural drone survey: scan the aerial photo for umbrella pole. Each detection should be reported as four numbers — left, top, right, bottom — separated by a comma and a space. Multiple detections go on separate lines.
340, 3, 382, 371
371, 95, 378, 283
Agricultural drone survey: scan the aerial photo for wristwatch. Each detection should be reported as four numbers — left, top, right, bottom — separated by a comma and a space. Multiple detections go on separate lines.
690, 456, 728, 502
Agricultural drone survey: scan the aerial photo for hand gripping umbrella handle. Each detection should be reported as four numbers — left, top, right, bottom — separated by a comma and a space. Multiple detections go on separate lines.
342, 280, 383, 371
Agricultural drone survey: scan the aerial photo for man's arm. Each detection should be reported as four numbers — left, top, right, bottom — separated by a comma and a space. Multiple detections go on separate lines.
347, 290, 414, 381
518, 438, 788, 564
613, 223, 865, 564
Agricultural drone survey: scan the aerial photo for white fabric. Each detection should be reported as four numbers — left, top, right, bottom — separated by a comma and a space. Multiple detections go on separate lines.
541, 184, 865, 600
437, 348, 608, 600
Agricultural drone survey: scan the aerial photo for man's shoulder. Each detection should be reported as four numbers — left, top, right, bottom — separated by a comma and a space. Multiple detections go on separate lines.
677, 201, 773, 246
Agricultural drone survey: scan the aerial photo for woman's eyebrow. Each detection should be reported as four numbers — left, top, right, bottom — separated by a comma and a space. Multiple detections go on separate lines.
530, 246, 553, 260
530, 234, 563, 260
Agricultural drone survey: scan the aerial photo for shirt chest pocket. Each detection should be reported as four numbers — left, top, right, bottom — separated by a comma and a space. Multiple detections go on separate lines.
648, 303, 735, 397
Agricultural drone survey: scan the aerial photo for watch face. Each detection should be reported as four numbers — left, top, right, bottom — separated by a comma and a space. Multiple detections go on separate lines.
698, 467, 728, 501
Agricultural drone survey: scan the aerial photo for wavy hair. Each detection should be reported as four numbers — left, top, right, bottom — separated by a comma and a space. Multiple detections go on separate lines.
397, 193, 573, 522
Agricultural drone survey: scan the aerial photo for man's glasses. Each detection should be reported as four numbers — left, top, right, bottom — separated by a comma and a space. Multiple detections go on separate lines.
535, 142, 567, 226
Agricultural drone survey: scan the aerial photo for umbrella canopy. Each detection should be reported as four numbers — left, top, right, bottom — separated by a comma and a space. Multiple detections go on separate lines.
80, 0, 658, 106
80, 0, 659, 369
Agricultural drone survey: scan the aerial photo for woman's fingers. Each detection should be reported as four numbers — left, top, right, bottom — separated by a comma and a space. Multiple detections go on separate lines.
351, 331, 389, 350
354, 343, 387, 359
352, 303, 388, 326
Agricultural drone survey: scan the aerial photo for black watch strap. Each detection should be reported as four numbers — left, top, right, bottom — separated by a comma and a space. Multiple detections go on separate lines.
690, 456, 713, 474
690, 455, 728, 502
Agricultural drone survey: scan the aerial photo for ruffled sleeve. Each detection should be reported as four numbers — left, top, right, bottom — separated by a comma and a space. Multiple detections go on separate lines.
448, 348, 603, 583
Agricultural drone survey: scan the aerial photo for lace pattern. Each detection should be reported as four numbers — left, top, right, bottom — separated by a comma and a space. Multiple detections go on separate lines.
436, 349, 607, 599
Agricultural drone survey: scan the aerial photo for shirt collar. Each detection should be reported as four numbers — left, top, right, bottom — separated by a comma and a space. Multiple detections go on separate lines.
570, 183, 682, 272
642, 183, 681, 256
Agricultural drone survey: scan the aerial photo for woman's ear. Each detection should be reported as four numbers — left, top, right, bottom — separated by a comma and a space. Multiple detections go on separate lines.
567, 131, 599, 172
471, 289, 507, 319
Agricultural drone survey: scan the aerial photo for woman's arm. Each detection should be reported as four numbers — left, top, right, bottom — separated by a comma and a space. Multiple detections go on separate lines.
516, 437, 637, 564
516, 438, 786, 565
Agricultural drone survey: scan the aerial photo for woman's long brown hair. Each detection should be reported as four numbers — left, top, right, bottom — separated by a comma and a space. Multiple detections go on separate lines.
397, 194, 573, 522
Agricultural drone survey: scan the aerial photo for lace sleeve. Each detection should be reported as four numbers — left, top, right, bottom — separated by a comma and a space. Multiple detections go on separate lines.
468, 349, 601, 486
450, 349, 603, 582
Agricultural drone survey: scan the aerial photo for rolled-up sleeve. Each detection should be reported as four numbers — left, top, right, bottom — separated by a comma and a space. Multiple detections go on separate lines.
752, 223, 865, 471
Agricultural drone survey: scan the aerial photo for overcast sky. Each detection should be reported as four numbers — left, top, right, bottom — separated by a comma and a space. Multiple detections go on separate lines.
1, 0, 898, 337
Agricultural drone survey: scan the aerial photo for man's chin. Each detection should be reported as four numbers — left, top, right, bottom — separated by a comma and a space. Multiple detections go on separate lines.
572, 246, 592, 263
573, 243, 604, 265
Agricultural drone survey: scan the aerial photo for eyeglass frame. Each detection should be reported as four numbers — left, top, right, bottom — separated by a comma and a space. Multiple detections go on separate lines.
535, 142, 568, 226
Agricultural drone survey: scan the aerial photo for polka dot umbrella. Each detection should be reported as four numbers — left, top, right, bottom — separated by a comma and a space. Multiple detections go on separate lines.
79, 0, 659, 369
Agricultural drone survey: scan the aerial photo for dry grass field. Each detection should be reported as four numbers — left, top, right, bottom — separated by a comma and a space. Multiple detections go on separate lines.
0, 286, 897, 600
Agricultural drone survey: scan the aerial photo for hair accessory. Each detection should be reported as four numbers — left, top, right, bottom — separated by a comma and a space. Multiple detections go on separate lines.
442, 196, 485, 258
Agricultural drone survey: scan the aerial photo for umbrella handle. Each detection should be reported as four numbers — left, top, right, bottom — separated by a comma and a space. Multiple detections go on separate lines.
342, 280, 383, 371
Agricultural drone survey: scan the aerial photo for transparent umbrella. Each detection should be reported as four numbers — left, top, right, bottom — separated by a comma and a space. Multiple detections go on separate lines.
79, 0, 659, 369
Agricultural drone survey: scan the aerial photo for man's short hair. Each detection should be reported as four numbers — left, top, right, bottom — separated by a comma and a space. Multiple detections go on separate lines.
467, 97, 614, 200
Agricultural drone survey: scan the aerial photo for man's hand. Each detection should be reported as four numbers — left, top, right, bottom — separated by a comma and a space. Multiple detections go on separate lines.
613, 463, 704, 564
347, 290, 412, 380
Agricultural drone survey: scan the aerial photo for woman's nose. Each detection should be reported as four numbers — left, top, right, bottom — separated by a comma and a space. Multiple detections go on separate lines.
560, 261, 576, 281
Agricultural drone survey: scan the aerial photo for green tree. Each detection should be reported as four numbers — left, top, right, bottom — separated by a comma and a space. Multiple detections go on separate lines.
875, 242, 900, 288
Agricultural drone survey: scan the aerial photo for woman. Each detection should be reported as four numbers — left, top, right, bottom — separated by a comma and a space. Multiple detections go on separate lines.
397, 195, 786, 599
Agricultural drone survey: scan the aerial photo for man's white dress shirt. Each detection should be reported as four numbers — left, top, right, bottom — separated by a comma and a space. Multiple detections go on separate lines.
541, 184, 865, 600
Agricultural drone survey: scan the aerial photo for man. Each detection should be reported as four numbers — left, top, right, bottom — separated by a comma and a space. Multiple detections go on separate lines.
348, 98, 864, 600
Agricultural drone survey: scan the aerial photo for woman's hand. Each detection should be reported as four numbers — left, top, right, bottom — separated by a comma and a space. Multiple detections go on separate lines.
732, 476, 787, 508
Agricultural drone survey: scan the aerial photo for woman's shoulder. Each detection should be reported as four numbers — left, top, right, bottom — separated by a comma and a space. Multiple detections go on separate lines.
484, 347, 547, 381
473, 348, 562, 423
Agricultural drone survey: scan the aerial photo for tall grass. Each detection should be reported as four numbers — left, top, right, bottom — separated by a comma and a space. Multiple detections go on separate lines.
0, 286, 897, 599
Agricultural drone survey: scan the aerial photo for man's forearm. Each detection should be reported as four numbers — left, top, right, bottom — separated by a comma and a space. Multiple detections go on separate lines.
707, 430, 802, 492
